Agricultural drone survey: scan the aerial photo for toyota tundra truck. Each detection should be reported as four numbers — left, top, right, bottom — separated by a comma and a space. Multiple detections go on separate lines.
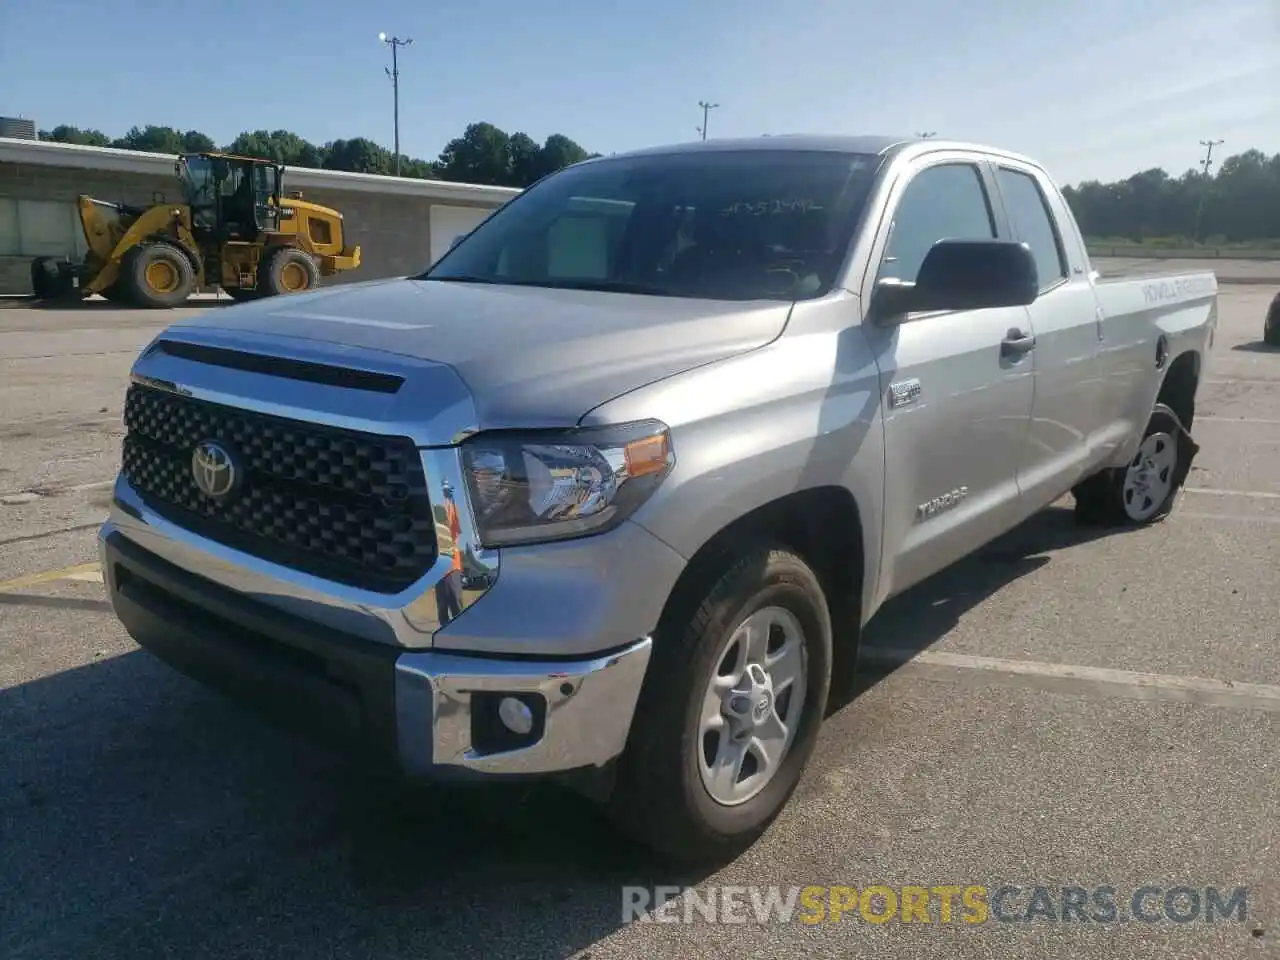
100, 135, 1217, 862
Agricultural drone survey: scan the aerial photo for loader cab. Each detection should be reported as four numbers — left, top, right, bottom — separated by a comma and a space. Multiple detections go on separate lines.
178, 153, 283, 242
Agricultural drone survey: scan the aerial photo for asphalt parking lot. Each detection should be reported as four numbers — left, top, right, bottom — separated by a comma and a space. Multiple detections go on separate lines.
1, 274, 1278, 959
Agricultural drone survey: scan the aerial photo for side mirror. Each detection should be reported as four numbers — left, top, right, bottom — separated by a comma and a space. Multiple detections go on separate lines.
871, 239, 1039, 322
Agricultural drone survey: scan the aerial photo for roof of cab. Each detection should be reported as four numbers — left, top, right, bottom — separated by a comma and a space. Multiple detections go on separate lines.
587, 135, 1049, 176
603, 134, 916, 160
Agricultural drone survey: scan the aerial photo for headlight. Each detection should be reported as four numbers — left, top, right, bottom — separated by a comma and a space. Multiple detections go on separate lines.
460, 420, 674, 548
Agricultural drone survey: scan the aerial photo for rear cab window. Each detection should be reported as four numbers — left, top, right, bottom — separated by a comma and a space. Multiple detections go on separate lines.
994, 166, 1069, 293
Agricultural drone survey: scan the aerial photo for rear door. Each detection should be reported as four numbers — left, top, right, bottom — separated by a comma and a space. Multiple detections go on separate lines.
861, 154, 1036, 598
991, 162, 1108, 511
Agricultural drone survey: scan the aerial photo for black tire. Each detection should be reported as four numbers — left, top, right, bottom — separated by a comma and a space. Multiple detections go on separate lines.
1073, 402, 1197, 527
122, 242, 196, 308
30, 257, 58, 299
259, 247, 319, 297
100, 282, 132, 304
607, 546, 833, 863
1264, 293, 1280, 346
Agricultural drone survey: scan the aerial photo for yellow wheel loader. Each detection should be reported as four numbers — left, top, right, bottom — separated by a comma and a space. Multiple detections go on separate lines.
31, 152, 362, 308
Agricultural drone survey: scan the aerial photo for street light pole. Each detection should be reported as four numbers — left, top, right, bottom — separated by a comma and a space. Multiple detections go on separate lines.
379, 32, 413, 176
1193, 138, 1224, 243
697, 100, 720, 141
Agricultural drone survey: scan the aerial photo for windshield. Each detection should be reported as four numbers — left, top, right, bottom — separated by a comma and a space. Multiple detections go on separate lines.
422, 149, 882, 301
179, 155, 216, 208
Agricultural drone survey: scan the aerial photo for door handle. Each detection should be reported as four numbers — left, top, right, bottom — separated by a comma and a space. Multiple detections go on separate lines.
1001, 329, 1036, 358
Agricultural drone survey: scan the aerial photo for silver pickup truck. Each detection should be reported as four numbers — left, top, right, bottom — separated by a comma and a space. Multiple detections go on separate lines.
100, 135, 1217, 862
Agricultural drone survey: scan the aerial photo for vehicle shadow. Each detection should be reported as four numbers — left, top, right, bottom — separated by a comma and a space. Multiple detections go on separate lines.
0, 649, 701, 960
0, 592, 112, 613
1, 510, 1142, 960
830, 502, 1137, 711
23, 296, 232, 311
1231, 340, 1279, 353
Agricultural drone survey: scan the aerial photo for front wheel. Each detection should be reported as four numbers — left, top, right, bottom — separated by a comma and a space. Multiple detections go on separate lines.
608, 547, 832, 863
259, 247, 319, 297
1074, 402, 1198, 526
30, 256, 58, 299
121, 242, 196, 308
1264, 294, 1280, 346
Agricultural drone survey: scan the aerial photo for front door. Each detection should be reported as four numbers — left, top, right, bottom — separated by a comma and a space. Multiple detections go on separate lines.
861, 157, 1036, 599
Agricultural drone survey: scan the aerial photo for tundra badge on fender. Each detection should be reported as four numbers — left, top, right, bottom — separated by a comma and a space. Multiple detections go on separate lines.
917, 486, 969, 522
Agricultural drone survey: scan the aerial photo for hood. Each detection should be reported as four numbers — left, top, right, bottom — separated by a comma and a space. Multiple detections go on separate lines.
169, 277, 792, 428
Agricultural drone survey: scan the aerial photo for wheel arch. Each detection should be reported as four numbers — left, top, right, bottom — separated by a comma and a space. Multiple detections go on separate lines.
1155, 349, 1201, 431
654, 485, 866, 658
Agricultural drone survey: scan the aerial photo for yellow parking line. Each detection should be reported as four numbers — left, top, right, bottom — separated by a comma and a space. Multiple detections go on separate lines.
63, 569, 105, 583
0, 562, 103, 592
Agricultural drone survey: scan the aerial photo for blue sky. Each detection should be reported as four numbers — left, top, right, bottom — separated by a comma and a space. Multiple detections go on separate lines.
2, 0, 1276, 186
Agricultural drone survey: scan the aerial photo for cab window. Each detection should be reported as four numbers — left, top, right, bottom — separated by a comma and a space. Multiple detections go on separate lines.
995, 167, 1068, 292
878, 163, 995, 283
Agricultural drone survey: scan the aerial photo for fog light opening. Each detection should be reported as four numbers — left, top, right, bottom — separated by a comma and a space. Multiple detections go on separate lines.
470, 691, 547, 755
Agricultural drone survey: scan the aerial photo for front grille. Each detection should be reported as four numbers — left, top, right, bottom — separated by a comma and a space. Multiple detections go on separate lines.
121, 383, 437, 593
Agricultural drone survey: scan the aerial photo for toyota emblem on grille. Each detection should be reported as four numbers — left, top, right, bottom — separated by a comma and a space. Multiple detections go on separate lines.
191, 440, 239, 499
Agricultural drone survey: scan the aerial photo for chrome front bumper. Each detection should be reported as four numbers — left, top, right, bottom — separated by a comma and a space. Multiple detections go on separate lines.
394, 640, 653, 777
101, 525, 653, 778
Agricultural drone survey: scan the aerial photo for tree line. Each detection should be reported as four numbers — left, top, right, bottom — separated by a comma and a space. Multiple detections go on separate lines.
37, 121, 599, 190
36, 123, 1280, 243
1060, 149, 1278, 246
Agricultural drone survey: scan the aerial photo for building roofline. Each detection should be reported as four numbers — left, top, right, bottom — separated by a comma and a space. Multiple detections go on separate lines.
0, 137, 522, 204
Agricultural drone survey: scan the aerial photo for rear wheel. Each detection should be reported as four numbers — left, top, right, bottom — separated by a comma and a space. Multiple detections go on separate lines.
1073, 403, 1195, 526
259, 247, 319, 297
122, 242, 196, 308
607, 546, 833, 863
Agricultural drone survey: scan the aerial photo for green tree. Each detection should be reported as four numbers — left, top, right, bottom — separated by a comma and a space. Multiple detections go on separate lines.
1063, 148, 1280, 244
322, 137, 391, 174
435, 123, 594, 187
507, 132, 542, 187
181, 130, 217, 153
39, 125, 112, 147
226, 129, 325, 167
436, 122, 513, 185
532, 133, 590, 181
112, 125, 188, 153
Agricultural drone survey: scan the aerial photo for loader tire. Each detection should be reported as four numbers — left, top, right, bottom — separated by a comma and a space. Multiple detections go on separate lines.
260, 247, 319, 297
1265, 293, 1280, 346
100, 282, 131, 304
30, 257, 58, 299
123, 243, 195, 308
